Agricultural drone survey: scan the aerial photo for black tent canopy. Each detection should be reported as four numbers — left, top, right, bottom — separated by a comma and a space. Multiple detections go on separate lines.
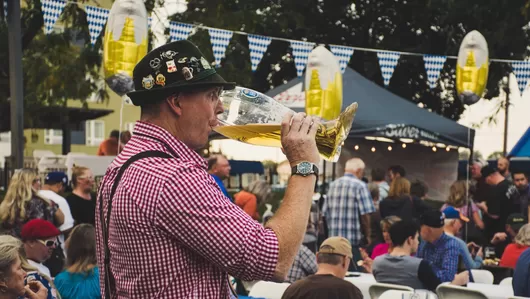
266, 67, 475, 149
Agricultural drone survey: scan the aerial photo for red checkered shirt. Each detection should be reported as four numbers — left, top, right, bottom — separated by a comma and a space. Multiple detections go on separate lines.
95, 121, 279, 298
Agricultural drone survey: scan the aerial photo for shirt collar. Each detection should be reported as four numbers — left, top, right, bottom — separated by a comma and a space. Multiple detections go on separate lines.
133, 121, 207, 168
430, 232, 448, 247
345, 173, 358, 179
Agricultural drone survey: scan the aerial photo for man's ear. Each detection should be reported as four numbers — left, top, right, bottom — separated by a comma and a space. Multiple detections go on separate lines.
166, 94, 182, 117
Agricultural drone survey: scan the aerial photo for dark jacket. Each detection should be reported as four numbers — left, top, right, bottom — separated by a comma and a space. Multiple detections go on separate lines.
379, 195, 431, 221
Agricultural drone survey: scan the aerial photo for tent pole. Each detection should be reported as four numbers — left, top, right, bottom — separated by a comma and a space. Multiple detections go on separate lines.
320, 161, 327, 195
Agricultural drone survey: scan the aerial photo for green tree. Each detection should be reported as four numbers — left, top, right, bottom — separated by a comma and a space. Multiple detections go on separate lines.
488, 151, 504, 160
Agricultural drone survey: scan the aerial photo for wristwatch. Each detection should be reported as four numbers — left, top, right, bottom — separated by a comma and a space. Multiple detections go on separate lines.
291, 161, 319, 178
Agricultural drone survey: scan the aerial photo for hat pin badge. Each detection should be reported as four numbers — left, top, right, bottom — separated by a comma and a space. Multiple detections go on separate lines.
142, 74, 155, 90
182, 67, 193, 80
160, 50, 178, 60
166, 60, 177, 73
149, 58, 161, 69
156, 73, 166, 86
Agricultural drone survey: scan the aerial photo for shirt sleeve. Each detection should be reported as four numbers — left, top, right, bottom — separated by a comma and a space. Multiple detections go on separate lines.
418, 260, 442, 292
357, 183, 376, 216
155, 163, 279, 281
299, 246, 318, 276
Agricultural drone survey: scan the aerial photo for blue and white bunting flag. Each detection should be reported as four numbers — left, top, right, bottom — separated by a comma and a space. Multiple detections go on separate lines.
169, 21, 193, 42
512, 61, 530, 94
377, 52, 400, 86
423, 55, 447, 89
290, 40, 315, 77
41, 0, 66, 34
247, 35, 272, 71
85, 5, 110, 45
330, 45, 354, 73
208, 28, 233, 68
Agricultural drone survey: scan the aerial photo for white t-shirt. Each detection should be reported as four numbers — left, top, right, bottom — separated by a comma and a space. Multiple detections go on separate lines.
38, 190, 75, 255
28, 259, 52, 279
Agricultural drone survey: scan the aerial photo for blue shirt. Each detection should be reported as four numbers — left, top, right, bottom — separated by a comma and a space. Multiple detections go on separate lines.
211, 174, 232, 202
54, 267, 101, 299
417, 233, 474, 282
24, 272, 58, 299
323, 173, 375, 246
513, 247, 530, 297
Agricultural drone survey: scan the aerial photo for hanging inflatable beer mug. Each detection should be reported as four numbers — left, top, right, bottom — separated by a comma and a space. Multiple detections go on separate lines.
214, 87, 358, 162
304, 45, 343, 120
103, 0, 149, 97
456, 30, 489, 106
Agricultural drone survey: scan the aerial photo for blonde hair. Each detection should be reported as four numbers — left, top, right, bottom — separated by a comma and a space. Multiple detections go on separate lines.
388, 177, 411, 198
66, 224, 97, 274
446, 181, 468, 208
0, 235, 22, 281
0, 169, 39, 226
246, 180, 271, 204
515, 224, 530, 246
71, 166, 90, 188
380, 216, 401, 231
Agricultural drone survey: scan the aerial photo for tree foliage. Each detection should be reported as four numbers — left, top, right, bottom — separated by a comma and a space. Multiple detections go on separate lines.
170, 0, 530, 121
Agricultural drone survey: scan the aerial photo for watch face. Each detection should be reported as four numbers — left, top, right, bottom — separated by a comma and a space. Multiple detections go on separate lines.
297, 162, 312, 175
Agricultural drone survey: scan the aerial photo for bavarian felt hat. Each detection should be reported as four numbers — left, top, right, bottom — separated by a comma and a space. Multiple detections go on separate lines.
127, 40, 236, 106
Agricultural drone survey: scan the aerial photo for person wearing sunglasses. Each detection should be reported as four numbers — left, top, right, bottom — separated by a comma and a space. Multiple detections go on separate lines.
20, 219, 61, 281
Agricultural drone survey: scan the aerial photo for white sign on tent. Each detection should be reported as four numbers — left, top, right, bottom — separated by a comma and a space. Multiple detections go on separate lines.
272, 82, 305, 108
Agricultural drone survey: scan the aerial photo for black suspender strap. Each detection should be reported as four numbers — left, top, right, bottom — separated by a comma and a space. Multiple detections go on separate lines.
100, 150, 172, 299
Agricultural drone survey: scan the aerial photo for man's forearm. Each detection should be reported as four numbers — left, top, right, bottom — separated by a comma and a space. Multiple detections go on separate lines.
266, 175, 316, 281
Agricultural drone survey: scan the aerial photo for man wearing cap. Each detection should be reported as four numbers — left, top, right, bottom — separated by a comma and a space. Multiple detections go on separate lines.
372, 220, 469, 291
491, 213, 527, 257
443, 206, 483, 269
416, 210, 474, 283
95, 40, 321, 298
282, 237, 363, 299
21, 219, 61, 279
481, 165, 520, 242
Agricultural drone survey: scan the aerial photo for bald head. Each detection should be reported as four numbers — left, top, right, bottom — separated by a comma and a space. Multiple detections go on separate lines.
497, 157, 510, 175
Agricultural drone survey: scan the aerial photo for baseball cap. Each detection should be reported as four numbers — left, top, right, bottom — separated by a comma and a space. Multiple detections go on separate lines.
318, 237, 353, 259
507, 213, 527, 231
420, 210, 445, 228
20, 219, 60, 241
45, 172, 68, 187
443, 206, 469, 222
481, 165, 497, 178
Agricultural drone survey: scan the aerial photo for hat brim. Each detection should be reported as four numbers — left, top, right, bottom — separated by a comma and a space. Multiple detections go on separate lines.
127, 72, 236, 106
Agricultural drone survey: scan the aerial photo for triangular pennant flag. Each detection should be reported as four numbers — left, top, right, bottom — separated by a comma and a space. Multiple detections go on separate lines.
330, 45, 354, 73
423, 55, 447, 89
247, 34, 272, 71
169, 21, 194, 42
290, 40, 315, 77
377, 52, 400, 86
208, 28, 233, 68
40, 0, 67, 34
85, 5, 110, 45
512, 61, 530, 94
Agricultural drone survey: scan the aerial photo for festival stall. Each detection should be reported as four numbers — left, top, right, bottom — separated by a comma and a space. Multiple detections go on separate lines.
267, 67, 475, 201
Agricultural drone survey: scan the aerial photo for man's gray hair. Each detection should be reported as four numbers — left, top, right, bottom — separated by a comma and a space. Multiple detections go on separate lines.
345, 158, 365, 172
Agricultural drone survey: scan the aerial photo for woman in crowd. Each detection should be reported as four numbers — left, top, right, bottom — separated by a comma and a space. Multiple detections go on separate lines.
0, 235, 48, 299
0, 169, 64, 237
54, 224, 100, 299
371, 216, 401, 259
379, 177, 429, 221
233, 180, 271, 221
66, 167, 96, 226
500, 224, 530, 268
441, 180, 484, 229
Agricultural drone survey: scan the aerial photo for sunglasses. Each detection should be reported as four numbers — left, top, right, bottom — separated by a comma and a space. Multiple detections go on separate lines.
37, 239, 57, 248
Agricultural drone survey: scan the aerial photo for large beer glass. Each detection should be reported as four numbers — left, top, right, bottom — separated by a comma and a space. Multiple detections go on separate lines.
214, 87, 358, 162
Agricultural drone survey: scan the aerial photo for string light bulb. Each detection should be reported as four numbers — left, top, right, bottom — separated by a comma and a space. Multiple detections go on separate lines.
388, 146, 392, 151
371, 147, 376, 152
446, 147, 450, 152
432, 146, 437, 152
354, 145, 359, 150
